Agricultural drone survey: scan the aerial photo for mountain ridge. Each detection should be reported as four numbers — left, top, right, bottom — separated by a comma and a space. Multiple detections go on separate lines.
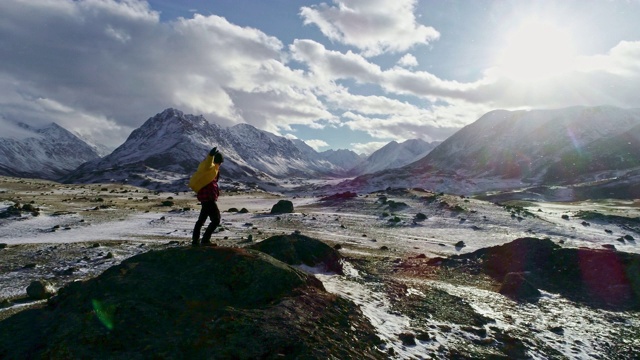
0, 121, 100, 180
341, 106, 640, 197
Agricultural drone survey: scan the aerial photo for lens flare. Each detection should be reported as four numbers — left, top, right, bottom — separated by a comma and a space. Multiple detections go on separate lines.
92, 299, 115, 330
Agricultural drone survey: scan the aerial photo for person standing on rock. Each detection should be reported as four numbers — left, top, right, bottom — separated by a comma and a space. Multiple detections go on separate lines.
189, 147, 224, 246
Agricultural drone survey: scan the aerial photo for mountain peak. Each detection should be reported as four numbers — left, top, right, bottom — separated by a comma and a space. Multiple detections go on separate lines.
157, 108, 184, 119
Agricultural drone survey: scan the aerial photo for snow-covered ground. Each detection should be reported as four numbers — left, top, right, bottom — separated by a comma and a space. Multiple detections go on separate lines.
1, 179, 639, 358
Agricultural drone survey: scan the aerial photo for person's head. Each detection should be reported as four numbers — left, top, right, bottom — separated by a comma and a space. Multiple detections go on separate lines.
214, 152, 224, 164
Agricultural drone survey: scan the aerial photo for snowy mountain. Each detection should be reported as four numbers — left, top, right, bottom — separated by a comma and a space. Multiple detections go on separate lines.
319, 148, 364, 171
0, 121, 100, 180
349, 139, 440, 175
63, 109, 350, 190
71, 132, 114, 157
291, 139, 363, 173
225, 124, 341, 178
341, 106, 640, 196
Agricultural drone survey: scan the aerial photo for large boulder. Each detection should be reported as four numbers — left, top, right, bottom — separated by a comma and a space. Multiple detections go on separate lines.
270, 200, 294, 214
26, 280, 57, 300
429, 237, 640, 310
249, 233, 344, 275
0, 246, 383, 359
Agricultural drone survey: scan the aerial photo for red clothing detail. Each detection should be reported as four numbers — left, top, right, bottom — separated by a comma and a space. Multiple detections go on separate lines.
197, 180, 219, 202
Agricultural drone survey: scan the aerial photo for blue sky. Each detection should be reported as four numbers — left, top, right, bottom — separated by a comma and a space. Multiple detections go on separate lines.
1, 1, 640, 154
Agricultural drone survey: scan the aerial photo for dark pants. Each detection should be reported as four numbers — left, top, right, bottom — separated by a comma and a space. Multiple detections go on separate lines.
192, 201, 220, 244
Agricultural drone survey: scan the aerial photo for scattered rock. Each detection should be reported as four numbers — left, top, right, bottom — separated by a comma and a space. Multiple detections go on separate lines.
238, 208, 249, 214
0, 205, 22, 218
387, 200, 408, 210
62, 267, 77, 275
270, 200, 294, 214
561, 214, 570, 220
624, 234, 635, 241
454, 241, 466, 248
380, 246, 389, 251
398, 332, 416, 346
602, 244, 616, 250
0, 243, 7, 250
549, 326, 564, 335
415, 213, 427, 221
227, 207, 239, 212
581, 221, 591, 226
605, 229, 613, 234
26, 280, 56, 300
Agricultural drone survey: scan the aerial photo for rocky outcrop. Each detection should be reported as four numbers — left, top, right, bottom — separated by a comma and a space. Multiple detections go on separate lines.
0, 246, 382, 359
249, 233, 344, 274
428, 237, 640, 310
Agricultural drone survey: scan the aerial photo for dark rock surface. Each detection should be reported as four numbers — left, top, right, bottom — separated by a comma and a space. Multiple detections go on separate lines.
249, 233, 344, 275
428, 237, 640, 310
498, 272, 542, 301
0, 246, 383, 359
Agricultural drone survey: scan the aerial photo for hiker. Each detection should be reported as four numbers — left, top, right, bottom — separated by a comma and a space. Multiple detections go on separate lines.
189, 147, 224, 246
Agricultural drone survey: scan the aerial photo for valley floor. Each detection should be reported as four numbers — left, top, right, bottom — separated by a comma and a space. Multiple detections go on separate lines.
1, 176, 639, 359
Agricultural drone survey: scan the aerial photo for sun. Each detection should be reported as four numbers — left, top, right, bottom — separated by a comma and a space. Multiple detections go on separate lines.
495, 18, 576, 82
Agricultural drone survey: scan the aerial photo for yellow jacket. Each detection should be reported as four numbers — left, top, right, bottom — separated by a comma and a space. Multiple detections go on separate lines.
189, 155, 220, 192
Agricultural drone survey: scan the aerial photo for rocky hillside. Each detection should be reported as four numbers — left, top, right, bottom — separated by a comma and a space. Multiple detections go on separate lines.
0, 243, 383, 359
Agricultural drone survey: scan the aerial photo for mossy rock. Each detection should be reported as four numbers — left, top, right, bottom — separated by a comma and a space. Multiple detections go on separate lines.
249, 234, 344, 275
0, 247, 382, 359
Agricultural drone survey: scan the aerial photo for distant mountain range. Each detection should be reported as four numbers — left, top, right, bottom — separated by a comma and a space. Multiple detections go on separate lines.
4, 106, 640, 200
349, 139, 440, 175
343, 106, 640, 198
59, 108, 438, 190
0, 122, 100, 180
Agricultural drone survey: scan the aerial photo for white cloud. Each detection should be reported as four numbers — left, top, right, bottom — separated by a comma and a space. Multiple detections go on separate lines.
0, 0, 332, 147
397, 54, 418, 68
350, 141, 387, 156
300, 0, 439, 57
1, 0, 639, 153
304, 139, 330, 151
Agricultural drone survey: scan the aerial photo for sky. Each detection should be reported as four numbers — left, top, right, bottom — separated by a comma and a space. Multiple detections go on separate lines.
1, 0, 640, 155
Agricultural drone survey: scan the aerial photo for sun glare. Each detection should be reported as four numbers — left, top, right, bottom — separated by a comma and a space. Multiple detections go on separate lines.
495, 18, 576, 82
